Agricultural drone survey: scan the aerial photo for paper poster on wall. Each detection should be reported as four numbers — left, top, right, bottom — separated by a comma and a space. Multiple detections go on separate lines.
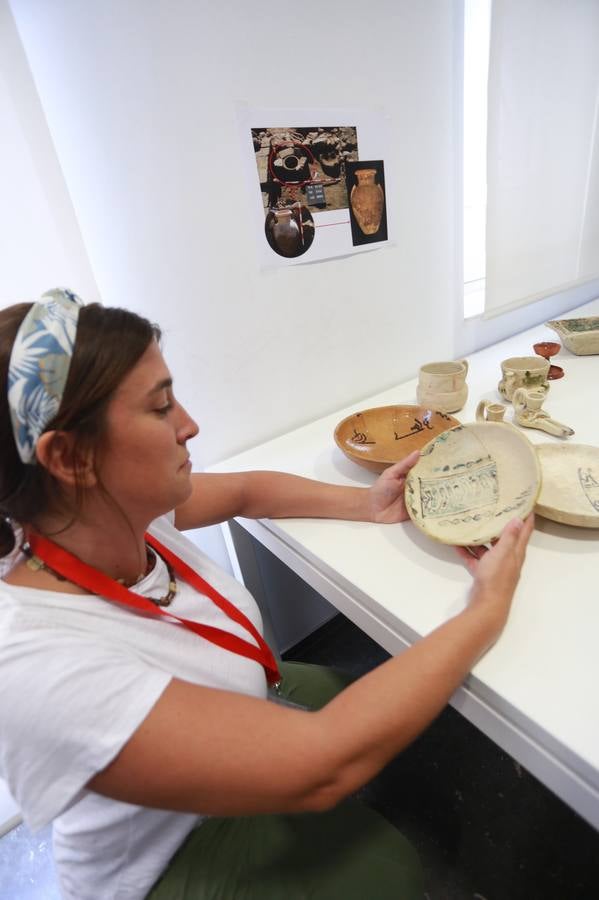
238, 106, 393, 267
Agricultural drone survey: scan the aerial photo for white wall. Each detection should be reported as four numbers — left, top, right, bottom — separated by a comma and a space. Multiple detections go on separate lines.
9, 0, 459, 470
0, 2, 99, 304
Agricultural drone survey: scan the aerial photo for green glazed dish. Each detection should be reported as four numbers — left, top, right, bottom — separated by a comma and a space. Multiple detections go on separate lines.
546, 317, 599, 355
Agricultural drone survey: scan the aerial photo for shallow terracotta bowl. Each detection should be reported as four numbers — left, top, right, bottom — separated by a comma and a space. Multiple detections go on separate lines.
334, 405, 460, 474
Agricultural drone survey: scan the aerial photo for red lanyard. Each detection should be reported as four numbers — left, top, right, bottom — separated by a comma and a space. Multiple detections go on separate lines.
27, 532, 281, 687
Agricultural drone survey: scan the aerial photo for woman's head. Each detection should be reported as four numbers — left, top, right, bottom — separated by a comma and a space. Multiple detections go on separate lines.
0, 291, 161, 556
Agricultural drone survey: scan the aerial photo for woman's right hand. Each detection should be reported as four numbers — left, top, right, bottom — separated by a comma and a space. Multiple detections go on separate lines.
456, 513, 535, 629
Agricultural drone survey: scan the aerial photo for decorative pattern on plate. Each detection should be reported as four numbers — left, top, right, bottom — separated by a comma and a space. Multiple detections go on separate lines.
405, 422, 540, 546
334, 405, 460, 474
419, 460, 498, 519
536, 445, 599, 527
579, 468, 599, 512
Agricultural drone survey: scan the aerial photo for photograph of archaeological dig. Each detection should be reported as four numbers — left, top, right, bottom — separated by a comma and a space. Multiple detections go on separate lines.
345, 159, 388, 245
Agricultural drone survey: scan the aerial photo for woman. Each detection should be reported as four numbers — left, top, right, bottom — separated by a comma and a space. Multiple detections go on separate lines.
0, 289, 533, 900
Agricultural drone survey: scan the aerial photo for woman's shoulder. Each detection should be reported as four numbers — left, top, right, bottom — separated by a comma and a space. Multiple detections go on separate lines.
2, 562, 87, 594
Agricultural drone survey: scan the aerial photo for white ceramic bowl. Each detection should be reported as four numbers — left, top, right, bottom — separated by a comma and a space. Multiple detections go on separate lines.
535, 444, 599, 527
405, 422, 541, 546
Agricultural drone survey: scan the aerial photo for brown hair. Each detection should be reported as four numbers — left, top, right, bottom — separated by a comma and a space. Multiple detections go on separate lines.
0, 302, 160, 557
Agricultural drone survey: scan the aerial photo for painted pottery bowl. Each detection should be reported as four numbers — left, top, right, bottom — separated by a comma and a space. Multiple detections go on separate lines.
334, 405, 460, 474
545, 317, 599, 355
535, 444, 599, 527
405, 422, 541, 546
533, 341, 561, 359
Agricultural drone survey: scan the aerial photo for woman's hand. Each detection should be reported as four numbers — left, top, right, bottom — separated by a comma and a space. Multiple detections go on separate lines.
368, 450, 420, 523
457, 513, 535, 630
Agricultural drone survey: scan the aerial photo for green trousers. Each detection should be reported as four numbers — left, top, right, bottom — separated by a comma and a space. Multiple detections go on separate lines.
147, 662, 424, 899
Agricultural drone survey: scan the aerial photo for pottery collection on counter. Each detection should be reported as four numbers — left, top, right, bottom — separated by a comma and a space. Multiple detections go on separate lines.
333, 334, 599, 539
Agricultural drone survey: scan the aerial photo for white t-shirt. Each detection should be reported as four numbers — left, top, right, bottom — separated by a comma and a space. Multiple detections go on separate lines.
0, 515, 268, 899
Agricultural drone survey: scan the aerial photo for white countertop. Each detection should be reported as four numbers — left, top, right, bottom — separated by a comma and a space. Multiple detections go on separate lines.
208, 297, 599, 829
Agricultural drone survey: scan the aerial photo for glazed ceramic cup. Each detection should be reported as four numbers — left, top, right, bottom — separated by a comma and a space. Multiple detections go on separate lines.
416, 359, 469, 413
476, 400, 506, 423
498, 356, 549, 402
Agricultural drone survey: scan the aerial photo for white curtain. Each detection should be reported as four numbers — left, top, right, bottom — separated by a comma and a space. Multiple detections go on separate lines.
484, 0, 599, 317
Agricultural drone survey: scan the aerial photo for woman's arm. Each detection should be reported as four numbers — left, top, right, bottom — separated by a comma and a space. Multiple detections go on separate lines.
174, 451, 420, 530
88, 514, 533, 816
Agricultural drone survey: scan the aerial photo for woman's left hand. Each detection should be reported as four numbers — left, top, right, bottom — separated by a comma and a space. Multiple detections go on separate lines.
368, 450, 420, 524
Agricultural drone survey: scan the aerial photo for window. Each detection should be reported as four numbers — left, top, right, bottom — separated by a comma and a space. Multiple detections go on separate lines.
463, 0, 599, 320
463, 0, 491, 319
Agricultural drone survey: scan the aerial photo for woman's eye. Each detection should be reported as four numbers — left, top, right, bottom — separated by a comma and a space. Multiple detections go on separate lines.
154, 403, 173, 417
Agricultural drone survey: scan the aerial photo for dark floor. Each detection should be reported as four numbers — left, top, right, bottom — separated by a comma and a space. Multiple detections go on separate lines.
283, 613, 599, 900
2, 612, 597, 900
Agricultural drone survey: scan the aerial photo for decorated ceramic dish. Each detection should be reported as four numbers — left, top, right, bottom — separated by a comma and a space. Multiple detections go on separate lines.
535, 444, 599, 528
545, 317, 599, 355
405, 422, 541, 546
334, 405, 460, 474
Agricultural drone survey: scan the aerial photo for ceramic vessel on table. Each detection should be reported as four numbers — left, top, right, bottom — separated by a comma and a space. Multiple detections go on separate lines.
476, 400, 506, 423
334, 405, 460, 474
545, 317, 599, 355
416, 359, 469, 413
498, 356, 550, 401
512, 388, 574, 438
405, 422, 540, 546
533, 341, 564, 380
535, 444, 599, 527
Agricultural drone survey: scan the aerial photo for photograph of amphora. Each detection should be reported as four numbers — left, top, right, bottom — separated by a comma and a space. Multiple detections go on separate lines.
416, 359, 469, 414
350, 169, 385, 235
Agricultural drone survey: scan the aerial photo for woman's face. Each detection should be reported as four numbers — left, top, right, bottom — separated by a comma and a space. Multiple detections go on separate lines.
97, 340, 198, 522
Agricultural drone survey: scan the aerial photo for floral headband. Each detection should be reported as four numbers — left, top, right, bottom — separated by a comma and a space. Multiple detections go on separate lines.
8, 288, 83, 464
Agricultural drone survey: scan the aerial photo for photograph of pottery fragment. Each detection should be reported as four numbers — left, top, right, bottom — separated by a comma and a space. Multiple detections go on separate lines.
345, 159, 388, 245
252, 126, 359, 211
252, 126, 359, 257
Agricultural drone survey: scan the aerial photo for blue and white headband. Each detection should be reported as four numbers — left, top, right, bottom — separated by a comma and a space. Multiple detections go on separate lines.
8, 288, 83, 465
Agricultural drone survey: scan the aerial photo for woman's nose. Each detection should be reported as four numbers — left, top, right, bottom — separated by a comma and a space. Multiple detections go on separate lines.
176, 403, 199, 442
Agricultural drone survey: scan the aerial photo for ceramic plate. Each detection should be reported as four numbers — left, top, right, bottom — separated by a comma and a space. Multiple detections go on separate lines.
405, 422, 541, 546
334, 405, 460, 474
535, 444, 599, 527
545, 317, 599, 355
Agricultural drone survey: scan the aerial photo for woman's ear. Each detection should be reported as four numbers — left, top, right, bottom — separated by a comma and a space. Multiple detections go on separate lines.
35, 431, 97, 488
